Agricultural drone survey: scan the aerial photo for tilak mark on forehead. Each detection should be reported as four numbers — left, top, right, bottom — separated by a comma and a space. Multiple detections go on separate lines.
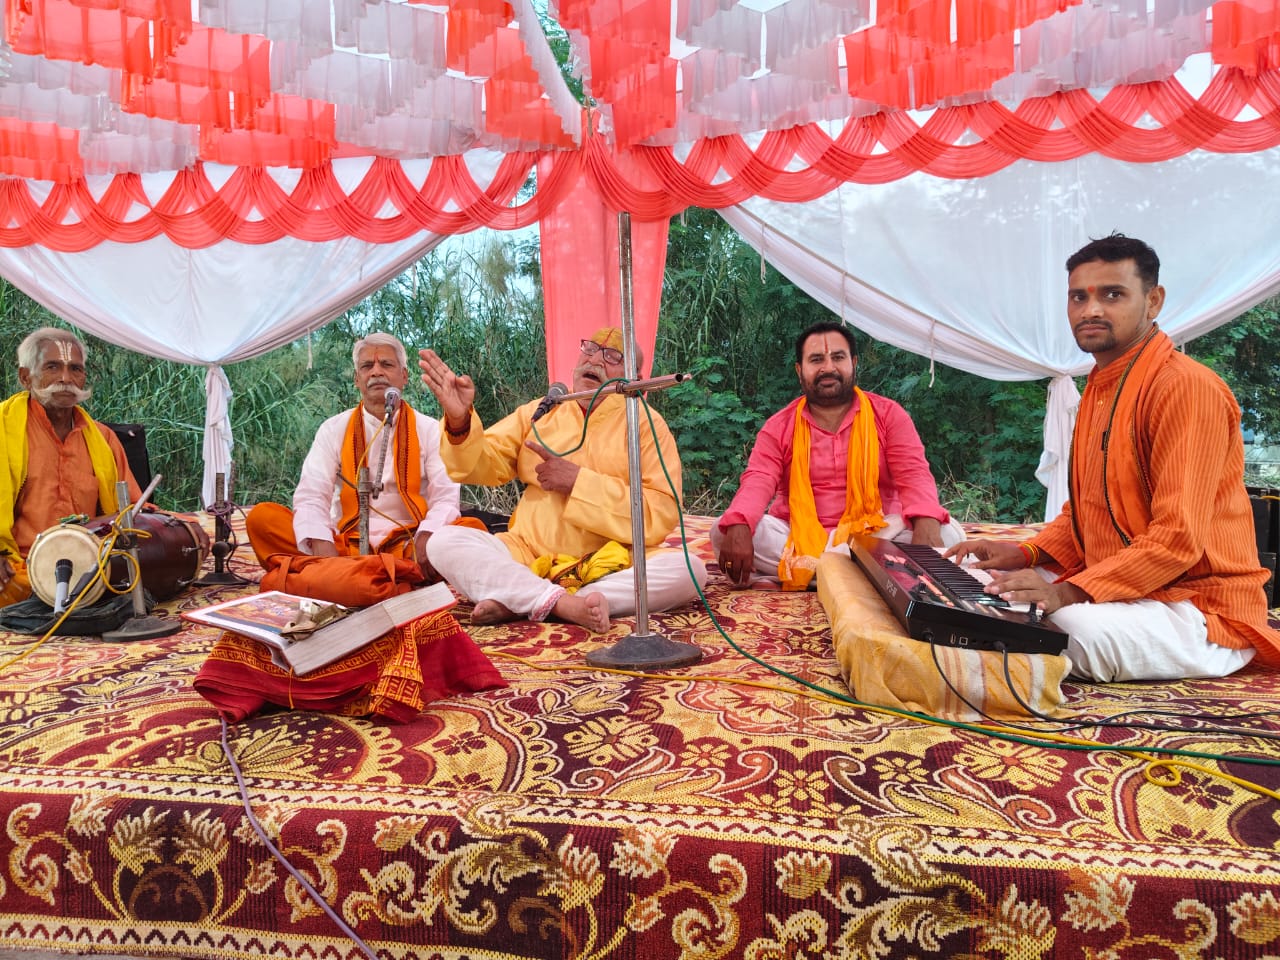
589, 327, 624, 352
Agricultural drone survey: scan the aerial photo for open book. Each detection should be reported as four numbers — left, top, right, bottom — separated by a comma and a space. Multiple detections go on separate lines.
183, 581, 457, 675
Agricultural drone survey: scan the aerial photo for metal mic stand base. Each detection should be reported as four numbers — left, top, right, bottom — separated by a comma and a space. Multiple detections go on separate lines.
585, 629, 703, 671
194, 570, 247, 586
102, 615, 181, 642
194, 544, 249, 587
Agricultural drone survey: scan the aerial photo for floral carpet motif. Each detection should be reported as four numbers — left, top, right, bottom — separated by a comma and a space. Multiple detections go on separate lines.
0, 513, 1277, 959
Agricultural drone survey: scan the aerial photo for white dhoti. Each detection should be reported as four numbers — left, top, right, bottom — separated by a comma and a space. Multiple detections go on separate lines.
427, 524, 707, 621
1047, 596, 1255, 682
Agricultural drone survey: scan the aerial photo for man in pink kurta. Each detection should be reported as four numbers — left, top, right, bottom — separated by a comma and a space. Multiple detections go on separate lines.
715, 321, 960, 589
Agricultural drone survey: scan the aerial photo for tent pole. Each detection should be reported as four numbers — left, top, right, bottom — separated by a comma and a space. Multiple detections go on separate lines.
586, 212, 702, 671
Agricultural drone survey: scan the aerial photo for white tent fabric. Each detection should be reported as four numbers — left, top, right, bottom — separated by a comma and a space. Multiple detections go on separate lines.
0, 151, 506, 505
722, 146, 1280, 518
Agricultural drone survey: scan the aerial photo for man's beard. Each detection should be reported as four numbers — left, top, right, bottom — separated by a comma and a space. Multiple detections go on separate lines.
803, 373, 854, 407
32, 383, 92, 406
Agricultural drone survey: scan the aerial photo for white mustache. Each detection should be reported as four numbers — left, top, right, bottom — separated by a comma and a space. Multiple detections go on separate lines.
32, 383, 92, 405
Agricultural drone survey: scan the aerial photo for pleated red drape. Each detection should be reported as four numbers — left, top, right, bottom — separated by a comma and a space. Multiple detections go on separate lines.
538, 150, 666, 385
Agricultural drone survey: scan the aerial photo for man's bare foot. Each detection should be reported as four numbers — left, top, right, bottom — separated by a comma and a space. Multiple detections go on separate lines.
552, 592, 610, 633
471, 599, 519, 625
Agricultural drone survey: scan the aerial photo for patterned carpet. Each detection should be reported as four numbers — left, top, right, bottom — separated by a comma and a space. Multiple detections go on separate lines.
0, 512, 1278, 959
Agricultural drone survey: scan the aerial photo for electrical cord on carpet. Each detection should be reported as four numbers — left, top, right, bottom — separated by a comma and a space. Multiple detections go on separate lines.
613, 394, 1280, 799
219, 716, 380, 960
213, 381, 1280, 946
925, 637, 1280, 743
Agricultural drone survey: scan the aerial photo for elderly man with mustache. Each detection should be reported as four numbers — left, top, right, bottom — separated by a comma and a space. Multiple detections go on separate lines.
418, 326, 707, 633
0, 327, 142, 605
246, 332, 462, 583
713, 321, 961, 591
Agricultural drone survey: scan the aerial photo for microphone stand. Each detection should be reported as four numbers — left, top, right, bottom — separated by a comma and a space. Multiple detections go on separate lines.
544, 373, 691, 410
195, 469, 249, 586
586, 211, 703, 671
359, 399, 397, 556
102, 476, 181, 641
356, 468, 372, 556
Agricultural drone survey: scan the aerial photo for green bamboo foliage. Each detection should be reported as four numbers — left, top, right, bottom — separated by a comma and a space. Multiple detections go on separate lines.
0, 225, 1273, 521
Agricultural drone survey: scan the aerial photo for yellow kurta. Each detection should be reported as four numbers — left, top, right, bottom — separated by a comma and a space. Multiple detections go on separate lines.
440, 394, 683, 566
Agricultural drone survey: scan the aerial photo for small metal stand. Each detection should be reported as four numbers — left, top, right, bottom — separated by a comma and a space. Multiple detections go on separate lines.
194, 470, 248, 587
356, 466, 372, 556
586, 211, 703, 672
102, 477, 180, 642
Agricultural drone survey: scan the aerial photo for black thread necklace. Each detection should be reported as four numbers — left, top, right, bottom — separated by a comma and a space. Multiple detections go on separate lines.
1068, 324, 1161, 551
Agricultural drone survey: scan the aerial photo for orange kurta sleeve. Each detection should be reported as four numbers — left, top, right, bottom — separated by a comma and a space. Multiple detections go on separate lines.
12, 407, 140, 554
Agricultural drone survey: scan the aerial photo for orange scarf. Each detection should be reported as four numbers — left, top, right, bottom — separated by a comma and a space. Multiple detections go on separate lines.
336, 404, 427, 555
779, 390, 886, 590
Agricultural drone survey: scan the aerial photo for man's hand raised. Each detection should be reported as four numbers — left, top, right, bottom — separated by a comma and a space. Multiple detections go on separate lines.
525, 441, 581, 495
418, 349, 476, 429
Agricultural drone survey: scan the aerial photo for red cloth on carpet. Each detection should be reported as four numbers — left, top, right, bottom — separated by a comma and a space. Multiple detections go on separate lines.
193, 610, 506, 722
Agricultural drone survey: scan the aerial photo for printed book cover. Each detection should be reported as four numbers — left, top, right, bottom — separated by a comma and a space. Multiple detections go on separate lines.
183, 582, 457, 674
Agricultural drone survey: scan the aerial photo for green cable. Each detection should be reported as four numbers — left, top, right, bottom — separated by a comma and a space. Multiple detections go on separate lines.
635, 397, 1280, 770
525, 382, 1280, 771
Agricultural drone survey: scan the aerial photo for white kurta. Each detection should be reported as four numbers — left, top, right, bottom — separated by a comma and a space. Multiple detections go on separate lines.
291, 403, 461, 552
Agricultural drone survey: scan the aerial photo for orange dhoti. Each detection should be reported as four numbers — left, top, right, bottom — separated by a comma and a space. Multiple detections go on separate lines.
245, 502, 486, 568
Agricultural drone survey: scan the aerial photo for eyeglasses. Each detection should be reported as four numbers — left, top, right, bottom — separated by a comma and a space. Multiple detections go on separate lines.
579, 339, 624, 365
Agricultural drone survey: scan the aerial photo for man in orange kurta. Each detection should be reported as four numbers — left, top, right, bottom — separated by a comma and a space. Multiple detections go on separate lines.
949, 234, 1280, 682
0, 327, 140, 606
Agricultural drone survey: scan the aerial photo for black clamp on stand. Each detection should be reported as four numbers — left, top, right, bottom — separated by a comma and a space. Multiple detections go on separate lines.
103, 477, 181, 642
195, 470, 249, 587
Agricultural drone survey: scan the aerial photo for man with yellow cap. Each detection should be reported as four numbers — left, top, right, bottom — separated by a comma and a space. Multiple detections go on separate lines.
419, 328, 707, 632
0, 327, 141, 606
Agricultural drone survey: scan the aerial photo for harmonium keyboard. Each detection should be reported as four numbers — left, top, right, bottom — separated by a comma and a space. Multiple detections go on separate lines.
847, 535, 1069, 656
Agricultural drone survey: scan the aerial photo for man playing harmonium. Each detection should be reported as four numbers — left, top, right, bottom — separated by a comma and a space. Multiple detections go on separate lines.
713, 320, 963, 591
0, 327, 142, 606
948, 233, 1280, 681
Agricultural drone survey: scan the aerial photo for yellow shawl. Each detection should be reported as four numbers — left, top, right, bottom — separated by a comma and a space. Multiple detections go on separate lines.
336, 403, 427, 555
779, 390, 886, 590
531, 541, 631, 591
0, 392, 120, 559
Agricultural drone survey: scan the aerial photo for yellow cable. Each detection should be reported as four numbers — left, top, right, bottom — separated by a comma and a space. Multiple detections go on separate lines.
0, 517, 150, 672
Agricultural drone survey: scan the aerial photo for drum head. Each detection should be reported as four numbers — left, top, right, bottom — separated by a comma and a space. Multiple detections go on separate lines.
27, 525, 107, 608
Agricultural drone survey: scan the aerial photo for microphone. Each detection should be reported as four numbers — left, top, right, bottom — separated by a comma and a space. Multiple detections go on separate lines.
383, 387, 401, 419
531, 382, 568, 423
53, 558, 73, 613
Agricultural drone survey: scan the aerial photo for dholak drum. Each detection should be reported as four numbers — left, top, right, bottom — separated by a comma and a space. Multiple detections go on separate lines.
27, 524, 110, 608
83, 510, 211, 601
27, 511, 211, 607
